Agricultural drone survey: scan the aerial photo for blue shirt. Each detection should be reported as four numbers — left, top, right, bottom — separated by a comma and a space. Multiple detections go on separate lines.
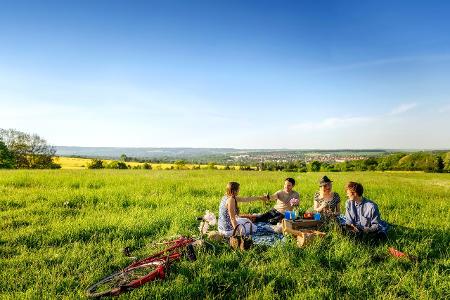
345, 197, 388, 233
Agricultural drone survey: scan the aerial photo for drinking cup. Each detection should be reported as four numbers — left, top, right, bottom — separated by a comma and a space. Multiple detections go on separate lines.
284, 211, 291, 220
314, 213, 321, 221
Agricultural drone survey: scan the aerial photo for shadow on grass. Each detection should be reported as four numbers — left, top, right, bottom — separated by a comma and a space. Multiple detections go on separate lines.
336, 222, 449, 264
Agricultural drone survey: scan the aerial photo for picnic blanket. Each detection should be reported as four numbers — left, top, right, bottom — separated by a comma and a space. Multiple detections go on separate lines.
251, 222, 285, 246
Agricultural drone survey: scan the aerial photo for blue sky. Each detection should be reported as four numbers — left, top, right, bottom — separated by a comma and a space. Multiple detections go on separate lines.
1, 0, 449, 149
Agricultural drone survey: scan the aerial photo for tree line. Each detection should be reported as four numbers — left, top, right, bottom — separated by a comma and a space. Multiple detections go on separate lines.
86, 152, 449, 173
86, 159, 153, 170
255, 152, 449, 173
0, 129, 60, 169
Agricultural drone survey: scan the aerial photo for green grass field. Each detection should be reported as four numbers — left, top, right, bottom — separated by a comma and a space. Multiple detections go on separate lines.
1, 170, 449, 299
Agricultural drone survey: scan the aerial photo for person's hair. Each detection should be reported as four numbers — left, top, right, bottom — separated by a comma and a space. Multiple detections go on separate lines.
226, 182, 240, 197
285, 177, 295, 186
226, 182, 240, 215
346, 182, 364, 196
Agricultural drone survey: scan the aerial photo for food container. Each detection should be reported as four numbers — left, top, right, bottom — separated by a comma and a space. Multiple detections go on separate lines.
303, 212, 314, 219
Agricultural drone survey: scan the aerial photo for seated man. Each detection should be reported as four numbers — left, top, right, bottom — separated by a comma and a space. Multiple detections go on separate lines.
254, 177, 300, 224
343, 181, 388, 240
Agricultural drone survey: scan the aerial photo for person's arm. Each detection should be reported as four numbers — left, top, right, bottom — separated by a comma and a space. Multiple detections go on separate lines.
314, 199, 326, 212
363, 204, 382, 233
315, 202, 327, 212
236, 195, 267, 203
265, 191, 279, 201
345, 201, 359, 232
227, 197, 238, 229
314, 199, 320, 211
313, 193, 326, 212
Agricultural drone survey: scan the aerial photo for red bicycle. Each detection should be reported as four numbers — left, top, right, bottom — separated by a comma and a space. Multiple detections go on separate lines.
86, 216, 216, 298
86, 236, 199, 298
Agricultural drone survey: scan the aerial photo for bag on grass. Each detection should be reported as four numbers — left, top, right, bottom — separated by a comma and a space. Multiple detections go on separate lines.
229, 222, 253, 250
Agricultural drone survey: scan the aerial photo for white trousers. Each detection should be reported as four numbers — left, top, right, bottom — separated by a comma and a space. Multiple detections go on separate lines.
219, 217, 257, 237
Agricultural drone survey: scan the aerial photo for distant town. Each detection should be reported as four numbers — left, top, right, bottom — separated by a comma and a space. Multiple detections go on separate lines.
54, 147, 449, 173
226, 150, 387, 164
55, 147, 390, 164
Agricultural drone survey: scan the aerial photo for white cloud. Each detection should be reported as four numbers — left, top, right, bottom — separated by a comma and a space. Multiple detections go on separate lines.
289, 102, 421, 137
389, 102, 418, 115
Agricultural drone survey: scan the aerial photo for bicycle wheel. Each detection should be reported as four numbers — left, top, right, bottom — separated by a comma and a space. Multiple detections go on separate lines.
86, 260, 165, 298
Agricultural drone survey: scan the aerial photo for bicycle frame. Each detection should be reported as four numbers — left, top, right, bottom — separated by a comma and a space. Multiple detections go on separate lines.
86, 236, 196, 298
128, 236, 195, 269
124, 237, 195, 286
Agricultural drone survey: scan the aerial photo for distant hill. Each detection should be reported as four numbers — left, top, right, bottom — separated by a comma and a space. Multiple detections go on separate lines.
55, 146, 390, 163
55, 146, 244, 159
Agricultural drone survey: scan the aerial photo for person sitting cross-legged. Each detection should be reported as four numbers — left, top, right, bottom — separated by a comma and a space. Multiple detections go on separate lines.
254, 177, 300, 224
343, 181, 388, 241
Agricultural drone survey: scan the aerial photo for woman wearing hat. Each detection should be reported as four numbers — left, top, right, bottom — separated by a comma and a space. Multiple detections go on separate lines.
314, 176, 340, 215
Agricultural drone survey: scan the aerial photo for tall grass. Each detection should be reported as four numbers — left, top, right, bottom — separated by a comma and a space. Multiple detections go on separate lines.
0, 170, 449, 299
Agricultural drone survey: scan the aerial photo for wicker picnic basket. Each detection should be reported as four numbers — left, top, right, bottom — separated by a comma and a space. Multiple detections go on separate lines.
282, 221, 326, 247
229, 222, 253, 250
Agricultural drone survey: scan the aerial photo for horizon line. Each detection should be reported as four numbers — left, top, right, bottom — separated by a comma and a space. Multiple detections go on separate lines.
55, 146, 450, 152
